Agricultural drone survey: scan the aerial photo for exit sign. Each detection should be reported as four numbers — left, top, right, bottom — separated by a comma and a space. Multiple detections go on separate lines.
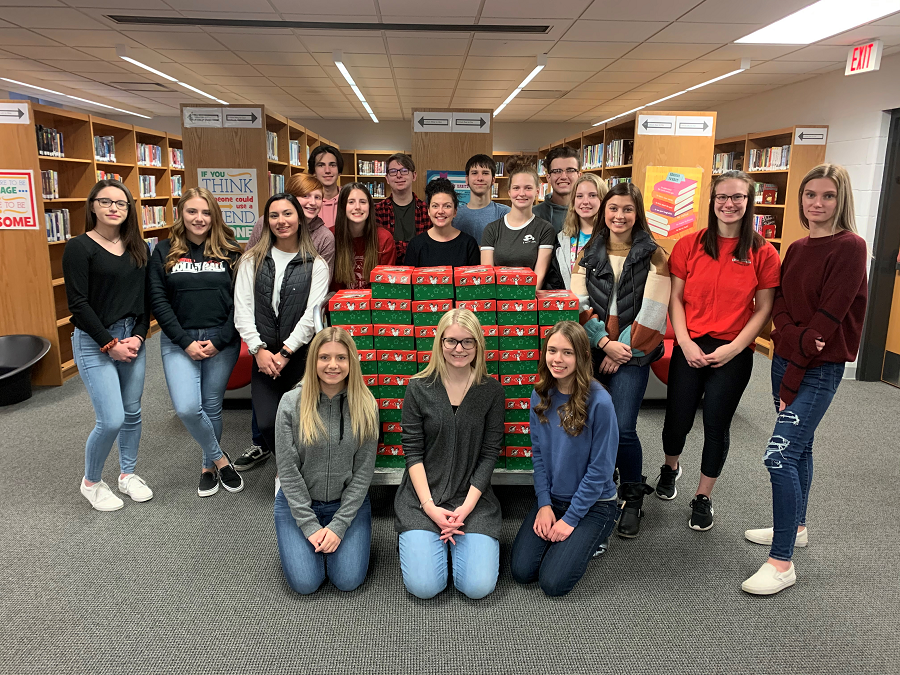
845, 39, 883, 76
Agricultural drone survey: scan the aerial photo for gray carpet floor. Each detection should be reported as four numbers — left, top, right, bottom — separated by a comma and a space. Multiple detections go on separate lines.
1, 334, 898, 675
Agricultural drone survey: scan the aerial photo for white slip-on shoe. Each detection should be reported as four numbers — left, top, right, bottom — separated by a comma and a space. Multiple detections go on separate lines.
118, 474, 154, 502
741, 562, 796, 595
745, 526, 808, 548
81, 479, 124, 512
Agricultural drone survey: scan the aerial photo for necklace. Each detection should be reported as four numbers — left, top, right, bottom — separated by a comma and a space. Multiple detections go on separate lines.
447, 369, 474, 412
93, 229, 121, 245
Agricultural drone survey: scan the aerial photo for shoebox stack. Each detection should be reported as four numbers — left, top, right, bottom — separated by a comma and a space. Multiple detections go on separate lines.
454, 265, 495, 300
536, 290, 580, 325
412, 266, 454, 300
380, 421, 405, 468
456, 299, 496, 326
505, 422, 532, 469
330, 290, 375, 354
499, 347, 539, 471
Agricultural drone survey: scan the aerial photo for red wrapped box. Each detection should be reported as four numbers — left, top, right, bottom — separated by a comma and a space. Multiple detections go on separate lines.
495, 267, 537, 300
497, 298, 538, 325
412, 298, 454, 326
505, 446, 533, 458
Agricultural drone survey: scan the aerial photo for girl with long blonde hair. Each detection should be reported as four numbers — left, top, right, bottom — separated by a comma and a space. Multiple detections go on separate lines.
149, 188, 244, 496
510, 321, 619, 596
274, 327, 379, 594
394, 309, 505, 600
742, 164, 868, 595
550, 173, 608, 292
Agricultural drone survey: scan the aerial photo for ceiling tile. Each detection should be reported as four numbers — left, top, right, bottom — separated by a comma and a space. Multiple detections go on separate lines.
164, 0, 278, 11
299, 35, 385, 53
210, 32, 306, 52
459, 69, 527, 81
394, 68, 459, 80
456, 80, 518, 91
0, 28, 60, 46
604, 59, 687, 72
563, 20, 670, 43
582, 0, 702, 21
468, 40, 556, 57
31, 29, 140, 48
544, 58, 614, 71
124, 30, 229, 51
479, 18, 573, 42
775, 46, 851, 61
680, 0, 814, 24
480, 0, 591, 18
185, 63, 263, 77
378, 0, 480, 16
748, 61, 823, 74
647, 23, 747, 44
588, 71, 657, 83
698, 44, 797, 60
874, 13, 900, 26
64, 0, 175, 8
390, 55, 464, 69
386, 37, 469, 55
5, 45, 95, 60
160, 50, 249, 65
1, 8, 105, 29
625, 42, 718, 60
548, 42, 638, 59
313, 53, 391, 68
819, 23, 900, 46
269, 0, 377, 14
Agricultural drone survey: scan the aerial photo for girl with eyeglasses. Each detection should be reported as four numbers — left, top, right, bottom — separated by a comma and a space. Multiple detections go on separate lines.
233, 193, 329, 472
657, 170, 781, 532
331, 183, 395, 291
394, 309, 505, 600
63, 179, 153, 511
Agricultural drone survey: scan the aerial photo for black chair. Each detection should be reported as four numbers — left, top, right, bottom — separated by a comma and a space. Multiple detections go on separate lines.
0, 335, 51, 406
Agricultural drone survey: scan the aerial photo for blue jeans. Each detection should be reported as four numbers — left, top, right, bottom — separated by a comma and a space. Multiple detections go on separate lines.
767, 355, 844, 561
72, 318, 146, 483
274, 491, 372, 594
510, 497, 619, 597
159, 328, 240, 470
398, 529, 499, 600
598, 364, 651, 484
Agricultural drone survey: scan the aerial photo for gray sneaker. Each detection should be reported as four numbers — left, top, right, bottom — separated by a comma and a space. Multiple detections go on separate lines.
233, 444, 271, 472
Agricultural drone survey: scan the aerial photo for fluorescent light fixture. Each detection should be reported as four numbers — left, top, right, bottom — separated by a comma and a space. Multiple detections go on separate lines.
0, 77, 151, 119
592, 105, 645, 127
736, 0, 900, 44
117, 45, 228, 105
686, 69, 746, 90
333, 50, 378, 123
645, 90, 687, 107
119, 56, 177, 82
176, 80, 229, 105
493, 54, 548, 117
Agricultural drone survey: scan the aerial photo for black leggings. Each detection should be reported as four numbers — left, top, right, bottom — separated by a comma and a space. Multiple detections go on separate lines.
661, 335, 753, 478
250, 345, 309, 455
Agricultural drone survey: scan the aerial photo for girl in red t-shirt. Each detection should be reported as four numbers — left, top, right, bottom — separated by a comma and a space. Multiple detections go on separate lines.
657, 170, 781, 532
331, 183, 395, 291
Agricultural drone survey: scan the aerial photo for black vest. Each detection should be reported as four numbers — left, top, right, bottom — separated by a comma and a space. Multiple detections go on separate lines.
253, 250, 315, 352
580, 228, 662, 365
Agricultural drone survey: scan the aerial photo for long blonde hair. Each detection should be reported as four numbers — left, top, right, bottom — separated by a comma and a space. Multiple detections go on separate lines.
414, 309, 488, 386
240, 192, 321, 281
798, 164, 858, 234
166, 187, 242, 273
561, 173, 609, 238
296, 327, 378, 447
533, 321, 594, 436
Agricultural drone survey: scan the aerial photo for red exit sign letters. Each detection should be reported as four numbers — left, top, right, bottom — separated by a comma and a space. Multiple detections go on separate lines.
845, 39, 883, 76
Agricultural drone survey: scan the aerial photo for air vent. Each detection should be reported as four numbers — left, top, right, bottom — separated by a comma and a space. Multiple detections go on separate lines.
516, 90, 568, 100
109, 82, 177, 93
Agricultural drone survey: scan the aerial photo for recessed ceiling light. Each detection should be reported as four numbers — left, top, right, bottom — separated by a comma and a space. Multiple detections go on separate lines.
333, 50, 378, 123
494, 54, 547, 117
736, 0, 900, 44
0, 77, 151, 119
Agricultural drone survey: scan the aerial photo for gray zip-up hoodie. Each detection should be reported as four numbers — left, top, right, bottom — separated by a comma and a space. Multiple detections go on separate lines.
532, 193, 568, 234
275, 385, 377, 539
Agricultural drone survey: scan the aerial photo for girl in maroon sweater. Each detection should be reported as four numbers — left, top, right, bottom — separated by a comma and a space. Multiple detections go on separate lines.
742, 164, 868, 596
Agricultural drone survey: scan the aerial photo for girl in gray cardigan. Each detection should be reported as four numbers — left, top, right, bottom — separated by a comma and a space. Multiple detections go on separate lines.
274, 327, 379, 595
395, 309, 506, 600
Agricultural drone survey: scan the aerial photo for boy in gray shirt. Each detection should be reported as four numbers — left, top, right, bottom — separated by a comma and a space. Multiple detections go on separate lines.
454, 154, 511, 245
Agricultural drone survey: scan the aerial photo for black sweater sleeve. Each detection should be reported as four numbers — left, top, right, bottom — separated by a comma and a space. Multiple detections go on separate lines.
465, 233, 480, 265
62, 238, 113, 347
148, 242, 191, 350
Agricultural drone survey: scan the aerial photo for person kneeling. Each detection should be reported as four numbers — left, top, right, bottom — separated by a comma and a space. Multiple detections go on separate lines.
274, 327, 379, 595
510, 321, 619, 597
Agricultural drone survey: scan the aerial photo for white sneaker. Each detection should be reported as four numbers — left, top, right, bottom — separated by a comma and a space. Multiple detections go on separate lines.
274, 475, 281, 498
81, 479, 124, 512
741, 562, 796, 595
745, 526, 808, 548
118, 474, 154, 502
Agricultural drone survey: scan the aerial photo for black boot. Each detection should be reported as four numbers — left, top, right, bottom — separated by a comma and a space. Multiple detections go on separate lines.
617, 478, 654, 539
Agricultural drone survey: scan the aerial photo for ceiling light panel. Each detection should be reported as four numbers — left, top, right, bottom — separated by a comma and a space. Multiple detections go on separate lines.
736, 0, 900, 44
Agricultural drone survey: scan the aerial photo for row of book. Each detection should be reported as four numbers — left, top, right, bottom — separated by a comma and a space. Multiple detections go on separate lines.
45, 209, 71, 242
491, 184, 499, 198
582, 143, 604, 170
754, 182, 778, 205
754, 214, 778, 238
748, 145, 790, 171
361, 182, 386, 198
606, 139, 634, 167
358, 160, 386, 176
289, 140, 306, 167
139, 174, 157, 198
97, 170, 123, 182
713, 152, 743, 174
137, 143, 162, 167
268, 172, 285, 196
171, 175, 182, 198
495, 161, 505, 176
145, 237, 160, 254
169, 148, 184, 169
41, 170, 59, 200
267, 131, 278, 161
94, 135, 116, 163
609, 176, 632, 188
537, 182, 550, 201
35, 125, 64, 157
142, 205, 166, 229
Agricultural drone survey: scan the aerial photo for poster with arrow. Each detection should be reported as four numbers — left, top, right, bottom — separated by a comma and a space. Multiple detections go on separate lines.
183, 107, 223, 128
0, 103, 29, 125
794, 127, 827, 145
675, 116, 714, 137
414, 112, 452, 133
224, 108, 262, 128
452, 112, 490, 134
638, 115, 675, 136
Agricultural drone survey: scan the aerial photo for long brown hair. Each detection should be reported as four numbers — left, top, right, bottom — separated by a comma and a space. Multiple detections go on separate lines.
165, 187, 241, 273
702, 170, 764, 261
561, 173, 608, 239
85, 179, 146, 267
586, 181, 653, 250
239, 192, 320, 281
334, 183, 379, 288
798, 164, 857, 234
533, 321, 594, 436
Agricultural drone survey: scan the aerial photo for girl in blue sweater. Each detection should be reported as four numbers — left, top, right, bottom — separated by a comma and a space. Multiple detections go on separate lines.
510, 321, 620, 597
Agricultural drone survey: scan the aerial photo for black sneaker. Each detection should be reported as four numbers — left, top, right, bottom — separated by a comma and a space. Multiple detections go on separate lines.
198, 470, 219, 497
655, 464, 682, 500
219, 454, 244, 493
689, 494, 715, 531
233, 444, 271, 472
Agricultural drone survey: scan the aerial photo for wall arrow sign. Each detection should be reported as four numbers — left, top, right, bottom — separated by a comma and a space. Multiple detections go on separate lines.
0, 103, 30, 124
451, 112, 490, 133
414, 111, 453, 132
223, 108, 262, 128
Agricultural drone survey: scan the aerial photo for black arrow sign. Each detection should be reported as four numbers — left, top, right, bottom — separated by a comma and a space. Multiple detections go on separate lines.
454, 117, 486, 128
188, 112, 221, 123
642, 119, 673, 130
797, 132, 824, 141
678, 121, 709, 131
0, 108, 25, 119
225, 112, 258, 124
417, 116, 450, 128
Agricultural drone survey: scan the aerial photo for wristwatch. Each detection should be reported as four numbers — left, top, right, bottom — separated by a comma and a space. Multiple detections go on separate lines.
249, 342, 267, 355
279, 347, 292, 359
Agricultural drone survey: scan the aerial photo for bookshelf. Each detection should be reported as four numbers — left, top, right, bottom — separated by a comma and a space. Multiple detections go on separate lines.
493, 150, 539, 203
334, 150, 412, 200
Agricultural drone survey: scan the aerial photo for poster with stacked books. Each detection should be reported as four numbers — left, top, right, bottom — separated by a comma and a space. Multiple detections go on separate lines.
643, 166, 703, 240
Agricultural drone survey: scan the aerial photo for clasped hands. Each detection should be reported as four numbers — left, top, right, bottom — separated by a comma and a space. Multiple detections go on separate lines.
533, 505, 574, 542
307, 527, 341, 554
108, 337, 142, 363
580, 308, 631, 374
425, 502, 472, 545
185, 340, 220, 361
255, 346, 291, 379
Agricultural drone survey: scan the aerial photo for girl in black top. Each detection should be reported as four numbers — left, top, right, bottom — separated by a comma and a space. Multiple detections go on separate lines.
63, 179, 152, 512
403, 178, 479, 268
149, 187, 245, 497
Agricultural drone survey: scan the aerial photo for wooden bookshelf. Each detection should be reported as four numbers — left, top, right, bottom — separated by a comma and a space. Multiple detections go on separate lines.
493, 150, 538, 203
334, 150, 411, 200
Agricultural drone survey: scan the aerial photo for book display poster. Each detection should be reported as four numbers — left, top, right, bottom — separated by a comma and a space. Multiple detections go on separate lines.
0, 170, 39, 230
197, 168, 258, 243
643, 166, 703, 241
426, 170, 470, 206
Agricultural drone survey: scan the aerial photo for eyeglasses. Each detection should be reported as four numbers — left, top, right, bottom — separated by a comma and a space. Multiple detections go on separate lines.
442, 337, 476, 350
92, 197, 129, 210
549, 168, 580, 175
714, 193, 748, 204
387, 168, 411, 177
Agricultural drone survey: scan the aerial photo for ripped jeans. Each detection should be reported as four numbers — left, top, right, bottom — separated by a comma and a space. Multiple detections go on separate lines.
766, 355, 844, 561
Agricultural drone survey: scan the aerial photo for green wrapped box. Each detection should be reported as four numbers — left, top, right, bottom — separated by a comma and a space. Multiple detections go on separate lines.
328, 290, 372, 325
373, 325, 416, 351
501, 373, 539, 399
412, 299, 453, 326
415, 326, 437, 352
362, 374, 379, 399
370, 266, 414, 300
499, 349, 540, 375
334, 324, 373, 350
505, 398, 531, 422
378, 374, 410, 399
496, 299, 537, 326
499, 325, 540, 350
358, 349, 378, 375
494, 456, 506, 470
455, 299, 496, 327
454, 266, 496, 300
505, 456, 533, 471
503, 384, 535, 398
539, 310, 579, 324
378, 399, 404, 422
383, 432, 403, 446
412, 266, 454, 300
495, 267, 537, 300
417, 351, 432, 372
375, 454, 406, 468
481, 325, 499, 350
536, 290, 580, 327
505, 433, 532, 447
377, 350, 418, 375
371, 298, 412, 325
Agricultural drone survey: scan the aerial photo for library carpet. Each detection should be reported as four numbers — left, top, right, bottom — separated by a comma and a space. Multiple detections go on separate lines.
1, 334, 898, 675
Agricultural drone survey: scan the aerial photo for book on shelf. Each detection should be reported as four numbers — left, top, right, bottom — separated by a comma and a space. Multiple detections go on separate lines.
268, 172, 285, 196
495, 161, 505, 176
713, 151, 743, 174
754, 182, 778, 204
753, 214, 778, 239
538, 182, 550, 201
94, 135, 116, 163
606, 139, 634, 167
41, 170, 59, 199
289, 140, 302, 167
358, 159, 386, 176
139, 174, 157, 198
168, 147, 184, 169
142, 205, 166, 229
491, 184, 499, 198
748, 145, 790, 171
170, 175, 182, 198
45, 209, 70, 243
173, 206, 179, 222
608, 176, 631, 188
96, 170, 123, 182
361, 181, 385, 198
137, 143, 162, 167
267, 131, 278, 161
144, 236, 160, 254
582, 143, 604, 170
35, 125, 64, 158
